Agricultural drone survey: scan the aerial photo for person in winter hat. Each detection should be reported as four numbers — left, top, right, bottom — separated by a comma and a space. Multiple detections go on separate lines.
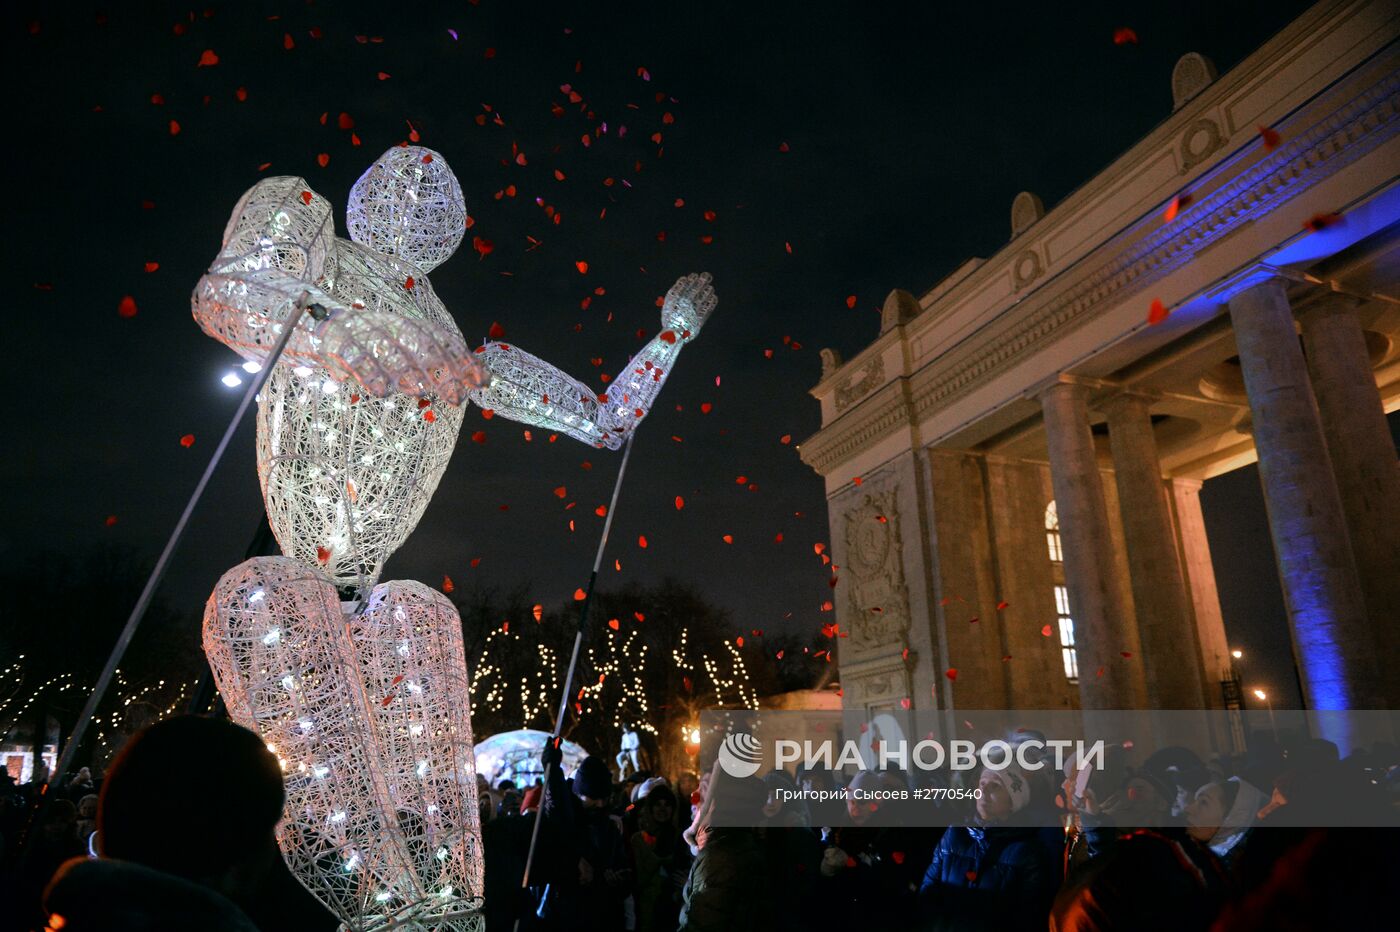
537, 748, 632, 928
917, 760, 1058, 932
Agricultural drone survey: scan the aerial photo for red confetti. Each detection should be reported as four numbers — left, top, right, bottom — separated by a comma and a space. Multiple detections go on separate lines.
899, 698, 911, 710
996, 600, 1010, 611
473, 236, 494, 258
891, 851, 906, 864
317, 153, 330, 167
533, 604, 544, 622
575, 260, 589, 274
700, 402, 713, 414
118, 295, 138, 318
722, 534, 733, 544
337, 112, 355, 130
471, 431, 487, 443
179, 433, 195, 448
638, 535, 648, 549
235, 87, 248, 102
1303, 212, 1343, 233
945, 667, 958, 682
442, 575, 455, 593
1147, 298, 1170, 326
675, 496, 685, 510
779, 142, 790, 152
1162, 192, 1192, 223
845, 295, 857, 309
300, 190, 313, 205
608, 618, 620, 630
488, 321, 505, 340
574, 588, 587, 601
1041, 624, 1053, 637
1121, 651, 1133, 659
283, 33, 295, 50
104, 515, 119, 527
736, 636, 745, 648
197, 49, 219, 67
404, 276, 415, 291
1258, 125, 1282, 150
377, 72, 391, 80
168, 120, 181, 136
1112, 26, 1138, 45
144, 262, 160, 273
316, 546, 331, 564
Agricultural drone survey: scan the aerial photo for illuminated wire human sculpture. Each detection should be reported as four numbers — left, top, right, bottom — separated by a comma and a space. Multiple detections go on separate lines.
192, 144, 719, 931
204, 556, 484, 931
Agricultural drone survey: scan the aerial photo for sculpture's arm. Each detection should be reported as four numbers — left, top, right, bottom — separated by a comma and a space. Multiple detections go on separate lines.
193, 269, 485, 404
467, 273, 717, 449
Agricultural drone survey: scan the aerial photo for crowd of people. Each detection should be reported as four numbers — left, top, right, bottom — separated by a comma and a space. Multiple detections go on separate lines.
1, 716, 1396, 931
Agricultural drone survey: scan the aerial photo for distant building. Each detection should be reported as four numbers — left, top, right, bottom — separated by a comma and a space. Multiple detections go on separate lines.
801, 0, 1398, 750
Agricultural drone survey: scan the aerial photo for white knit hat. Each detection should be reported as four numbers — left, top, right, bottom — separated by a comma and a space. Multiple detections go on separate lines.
982, 761, 1033, 814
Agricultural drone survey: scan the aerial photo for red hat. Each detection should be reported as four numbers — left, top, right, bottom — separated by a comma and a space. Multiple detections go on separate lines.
520, 785, 543, 814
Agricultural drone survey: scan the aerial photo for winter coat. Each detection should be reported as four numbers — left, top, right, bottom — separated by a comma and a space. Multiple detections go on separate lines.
677, 827, 774, 932
817, 824, 935, 930
917, 824, 1058, 932
1050, 828, 1230, 932
540, 760, 632, 930
44, 857, 261, 932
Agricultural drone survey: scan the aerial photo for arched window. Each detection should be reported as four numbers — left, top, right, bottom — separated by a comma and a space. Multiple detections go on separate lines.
1045, 500, 1063, 563
1045, 501, 1078, 682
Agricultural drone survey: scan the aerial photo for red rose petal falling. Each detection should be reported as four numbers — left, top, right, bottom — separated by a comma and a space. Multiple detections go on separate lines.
179, 433, 195, 448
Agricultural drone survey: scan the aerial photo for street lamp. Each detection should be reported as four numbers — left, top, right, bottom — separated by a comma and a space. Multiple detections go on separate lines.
1253, 688, 1277, 737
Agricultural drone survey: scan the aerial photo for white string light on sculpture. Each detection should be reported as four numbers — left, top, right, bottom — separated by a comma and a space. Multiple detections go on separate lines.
255, 241, 473, 590
204, 557, 484, 931
346, 146, 467, 273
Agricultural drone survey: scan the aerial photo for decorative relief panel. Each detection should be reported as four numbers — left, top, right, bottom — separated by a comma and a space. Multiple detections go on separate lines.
843, 490, 911, 657
834, 356, 886, 411
1013, 249, 1043, 291
1179, 117, 1224, 172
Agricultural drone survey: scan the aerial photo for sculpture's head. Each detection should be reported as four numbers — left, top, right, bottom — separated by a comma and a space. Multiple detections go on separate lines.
347, 146, 467, 272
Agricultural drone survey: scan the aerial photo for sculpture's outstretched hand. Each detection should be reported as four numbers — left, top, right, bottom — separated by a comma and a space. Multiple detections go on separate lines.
468, 272, 718, 449
662, 272, 717, 337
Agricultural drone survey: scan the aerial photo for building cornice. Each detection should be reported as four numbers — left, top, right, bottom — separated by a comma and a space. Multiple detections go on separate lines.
805, 18, 1398, 476
908, 54, 1398, 421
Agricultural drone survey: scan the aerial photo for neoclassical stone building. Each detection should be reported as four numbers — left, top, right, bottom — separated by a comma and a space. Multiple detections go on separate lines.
800, 0, 1399, 737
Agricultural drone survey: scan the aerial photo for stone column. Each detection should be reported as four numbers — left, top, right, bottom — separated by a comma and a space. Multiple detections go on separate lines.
1040, 380, 1146, 710
1227, 279, 1380, 718
1165, 478, 1232, 708
1298, 294, 1400, 706
1102, 394, 1207, 709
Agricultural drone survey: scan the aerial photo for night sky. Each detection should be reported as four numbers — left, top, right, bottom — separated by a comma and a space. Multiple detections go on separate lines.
7, 1, 1331, 707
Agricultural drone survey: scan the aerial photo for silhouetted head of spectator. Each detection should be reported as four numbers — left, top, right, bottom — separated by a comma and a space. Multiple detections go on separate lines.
98, 715, 284, 900
573, 756, 613, 808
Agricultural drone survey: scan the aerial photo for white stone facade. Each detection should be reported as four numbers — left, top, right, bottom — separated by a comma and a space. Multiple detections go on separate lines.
802, 0, 1400, 730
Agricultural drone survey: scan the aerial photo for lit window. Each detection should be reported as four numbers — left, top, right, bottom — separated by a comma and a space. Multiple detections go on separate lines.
1045, 500, 1063, 563
1054, 584, 1078, 681
1047, 500, 1076, 682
